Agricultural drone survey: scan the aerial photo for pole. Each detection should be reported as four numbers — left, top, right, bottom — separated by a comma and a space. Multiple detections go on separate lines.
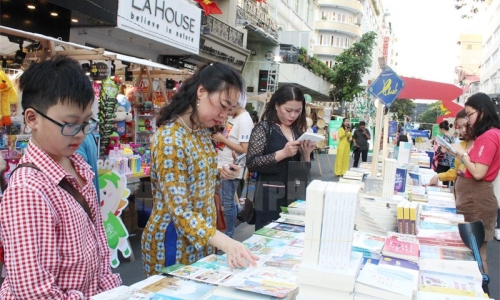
382, 109, 390, 177
371, 99, 384, 177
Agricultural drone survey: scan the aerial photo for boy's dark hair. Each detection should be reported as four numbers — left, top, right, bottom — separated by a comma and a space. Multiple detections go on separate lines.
157, 62, 244, 127
465, 92, 500, 139
19, 55, 94, 113
261, 84, 307, 133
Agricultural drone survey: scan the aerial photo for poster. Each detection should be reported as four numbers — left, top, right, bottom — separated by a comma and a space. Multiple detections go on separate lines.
388, 121, 398, 139
97, 159, 132, 268
328, 118, 343, 154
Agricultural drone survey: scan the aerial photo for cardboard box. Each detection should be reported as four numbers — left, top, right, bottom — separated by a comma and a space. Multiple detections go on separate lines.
121, 196, 139, 233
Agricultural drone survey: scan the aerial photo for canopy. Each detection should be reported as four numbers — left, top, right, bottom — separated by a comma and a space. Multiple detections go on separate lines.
398, 76, 464, 123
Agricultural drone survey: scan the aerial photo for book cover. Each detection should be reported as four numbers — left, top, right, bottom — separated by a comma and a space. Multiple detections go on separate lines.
397, 201, 405, 233
418, 259, 482, 281
408, 172, 421, 186
416, 291, 489, 299
351, 230, 386, 259
421, 204, 456, 214
265, 222, 305, 233
409, 202, 419, 235
254, 228, 302, 241
419, 272, 485, 295
382, 236, 419, 262
394, 168, 408, 193
130, 275, 216, 300
419, 245, 475, 261
378, 255, 419, 271
355, 263, 415, 299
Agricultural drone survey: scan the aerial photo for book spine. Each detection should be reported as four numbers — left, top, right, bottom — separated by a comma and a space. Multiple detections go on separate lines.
303, 180, 320, 265
319, 183, 334, 267
397, 201, 404, 233
343, 189, 358, 268
328, 183, 339, 268
403, 202, 410, 234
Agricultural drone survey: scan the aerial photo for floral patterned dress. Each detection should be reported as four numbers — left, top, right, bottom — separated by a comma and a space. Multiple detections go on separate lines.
141, 121, 218, 276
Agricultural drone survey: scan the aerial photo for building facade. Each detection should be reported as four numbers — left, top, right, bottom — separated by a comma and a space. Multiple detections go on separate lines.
480, 0, 500, 100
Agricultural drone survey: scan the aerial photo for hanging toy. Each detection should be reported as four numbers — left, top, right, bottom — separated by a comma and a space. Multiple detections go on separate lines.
99, 78, 118, 157
114, 94, 133, 137
0, 70, 19, 126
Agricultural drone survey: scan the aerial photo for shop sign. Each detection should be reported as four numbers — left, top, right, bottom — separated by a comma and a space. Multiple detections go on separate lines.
264, 51, 275, 62
199, 38, 247, 71
383, 36, 389, 61
117, 0, 201, 54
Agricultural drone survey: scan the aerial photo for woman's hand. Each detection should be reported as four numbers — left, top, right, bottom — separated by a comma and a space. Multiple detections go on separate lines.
299, 140, 316, 156
211, 132, 226, 143
209, 231, 259, 269
224, 239, 259, 269
428, 175, 439, 186
281, 141, 301, 158
221, 164, 240, 180
450, 144, 464, 158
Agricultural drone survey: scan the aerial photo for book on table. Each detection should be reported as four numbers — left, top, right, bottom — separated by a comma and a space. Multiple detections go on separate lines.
129, 275, 217, 300
418, 258, 483, 282
303, 180, 328, 265
351, 230, 386, 259
415, 291, 490, 299
354, 263, 416, 300
381, 235, 420, 262
419, 244, 475, 261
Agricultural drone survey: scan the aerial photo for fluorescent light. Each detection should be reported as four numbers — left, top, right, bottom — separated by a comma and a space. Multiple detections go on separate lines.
27, 5, 35, 9
50, 12, 58, 16
71, 19, 78, 23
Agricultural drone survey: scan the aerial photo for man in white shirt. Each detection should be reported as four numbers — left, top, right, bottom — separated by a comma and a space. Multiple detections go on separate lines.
212, 95, 254, 238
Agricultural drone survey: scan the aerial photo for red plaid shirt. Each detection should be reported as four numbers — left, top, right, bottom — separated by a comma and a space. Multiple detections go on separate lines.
0, 142, 121, 299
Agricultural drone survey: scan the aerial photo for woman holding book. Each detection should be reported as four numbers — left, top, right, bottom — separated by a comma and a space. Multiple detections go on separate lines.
246, 84, 315, 230
450, 92, 500, 274
334, 117, 352, 176
429, 110, 472, 186
141, 63, 258, 276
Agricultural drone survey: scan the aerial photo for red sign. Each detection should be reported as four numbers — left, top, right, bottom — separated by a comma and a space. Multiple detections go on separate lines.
383, 36, 389, 61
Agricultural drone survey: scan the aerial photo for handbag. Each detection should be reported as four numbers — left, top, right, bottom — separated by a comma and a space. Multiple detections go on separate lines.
287, 160, 310, 204
239, 169, 255, 225
214, 191, 227, 231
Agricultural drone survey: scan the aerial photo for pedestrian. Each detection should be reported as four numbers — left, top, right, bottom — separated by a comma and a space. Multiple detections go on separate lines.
450, 92, 500, 275
0, 56, 121, 298
77, 130, 101, 203
246, 84, 315, 230
141, 62, 258, 276
211, 94, 254, 238
352, 121, 371, 168
432, 120, 455, 186
334, 117, 352, 176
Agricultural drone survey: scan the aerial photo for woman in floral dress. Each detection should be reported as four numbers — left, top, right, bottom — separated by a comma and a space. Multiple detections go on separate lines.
141, 63, 258, 276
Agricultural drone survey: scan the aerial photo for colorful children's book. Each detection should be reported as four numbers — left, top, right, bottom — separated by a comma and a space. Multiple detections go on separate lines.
130, 275, 216, 300
254, 227, 303, 241
351, 230, 386, 259
419, 245, 475, 261
382, 236, 420, 262
265, 222, 305, 233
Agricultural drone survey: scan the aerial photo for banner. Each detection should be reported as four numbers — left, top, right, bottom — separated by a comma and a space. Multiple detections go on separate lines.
388, 121, 398, 139
328, 118, 343, 154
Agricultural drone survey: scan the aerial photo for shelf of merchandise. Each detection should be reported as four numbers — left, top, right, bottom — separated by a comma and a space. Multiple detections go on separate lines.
133, 108, 156, 146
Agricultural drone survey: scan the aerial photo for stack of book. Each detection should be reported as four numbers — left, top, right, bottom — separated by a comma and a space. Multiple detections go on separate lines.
297, 180, 362, 299
355, 194, 399, 236
382, 158, 398, 200
396, 200, 420, 235
351, 230, 386, 259
278, 200, 306, 225
339, 170, 366, 184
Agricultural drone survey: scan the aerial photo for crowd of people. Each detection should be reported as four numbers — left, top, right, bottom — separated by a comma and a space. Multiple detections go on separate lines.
0, 57, 499, 298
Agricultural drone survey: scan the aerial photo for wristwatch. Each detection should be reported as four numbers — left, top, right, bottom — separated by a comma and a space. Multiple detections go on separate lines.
461, 152, 468, 160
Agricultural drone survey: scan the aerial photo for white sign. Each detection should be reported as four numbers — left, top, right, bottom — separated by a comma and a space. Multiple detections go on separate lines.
117, 0, 201, 54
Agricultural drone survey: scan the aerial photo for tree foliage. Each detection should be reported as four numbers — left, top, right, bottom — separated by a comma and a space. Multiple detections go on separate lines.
417, 101, 445, 124
454, 0, 484, 18
390, 99, 416, 123
328, 31, 377, 103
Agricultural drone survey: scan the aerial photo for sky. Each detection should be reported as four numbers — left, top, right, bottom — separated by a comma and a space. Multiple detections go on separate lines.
382, 0, 484, 85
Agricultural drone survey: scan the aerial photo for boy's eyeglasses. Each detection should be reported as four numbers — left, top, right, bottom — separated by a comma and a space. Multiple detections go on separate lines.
30, 107, 99, 136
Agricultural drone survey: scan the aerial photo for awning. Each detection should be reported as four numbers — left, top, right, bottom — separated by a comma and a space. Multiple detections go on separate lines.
0, 26, 182, 72
397, 76, 464, 123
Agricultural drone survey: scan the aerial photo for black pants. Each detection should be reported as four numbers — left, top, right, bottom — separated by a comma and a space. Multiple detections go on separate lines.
353, 148, 368, 168
436, 164, 451, 186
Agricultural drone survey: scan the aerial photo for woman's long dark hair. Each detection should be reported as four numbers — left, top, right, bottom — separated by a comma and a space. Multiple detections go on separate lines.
340, 117, 349, 130
156, 62, 243, 127
465, 92, 500, 139
261, 84, 307, 133
439, 120, 452, 131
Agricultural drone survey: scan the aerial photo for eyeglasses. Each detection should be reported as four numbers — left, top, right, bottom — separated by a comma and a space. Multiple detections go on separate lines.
465, 111, 477, 121
30, 107, 99, 136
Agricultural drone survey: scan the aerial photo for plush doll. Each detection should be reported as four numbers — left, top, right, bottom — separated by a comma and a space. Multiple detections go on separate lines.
114, 94, 133, 137
0, 70, 19, 126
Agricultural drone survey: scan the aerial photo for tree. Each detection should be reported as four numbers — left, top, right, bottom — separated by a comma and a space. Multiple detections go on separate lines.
417, 101, 445, 124
454, 0, 484, 18
389, 99, 416, 124
328, 31, 377, 103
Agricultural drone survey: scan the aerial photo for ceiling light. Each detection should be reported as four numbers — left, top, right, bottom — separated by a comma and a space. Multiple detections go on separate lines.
71, 19, 78, 23
27, 5, 35, 9
50, 12, 58, 16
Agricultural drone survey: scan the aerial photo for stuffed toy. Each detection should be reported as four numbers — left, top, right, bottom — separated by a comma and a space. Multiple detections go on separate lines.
114, 94, 133, 137
0, 70, 19, 126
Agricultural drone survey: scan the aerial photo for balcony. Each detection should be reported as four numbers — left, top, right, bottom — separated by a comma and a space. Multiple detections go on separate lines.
236, 3, 279, 45
315, 21, 362, 38
313, 45, 345, 56
202, 15, 244, 47
317, 0, 363, 14
278, 63, 331, 101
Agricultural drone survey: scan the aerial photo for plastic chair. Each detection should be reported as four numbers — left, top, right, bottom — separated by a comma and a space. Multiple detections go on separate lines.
458, 220, 490, 295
